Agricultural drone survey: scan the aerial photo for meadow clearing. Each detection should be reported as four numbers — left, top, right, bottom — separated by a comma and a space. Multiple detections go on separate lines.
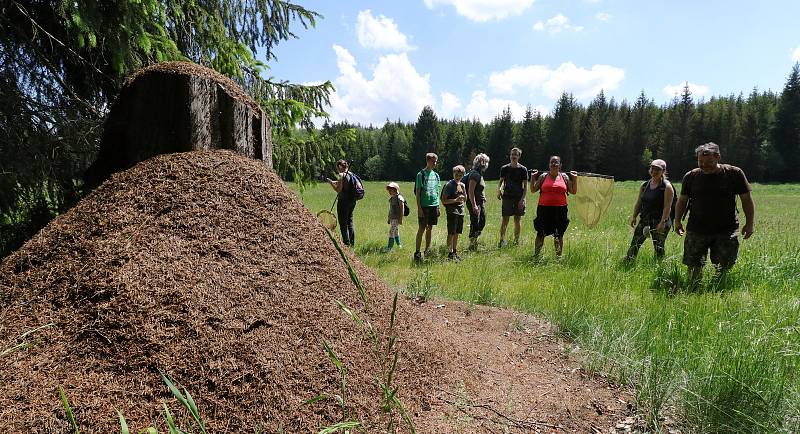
297, 179, 800, 433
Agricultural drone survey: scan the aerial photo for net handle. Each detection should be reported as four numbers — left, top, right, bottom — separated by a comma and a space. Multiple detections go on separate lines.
576, 172, 615, 179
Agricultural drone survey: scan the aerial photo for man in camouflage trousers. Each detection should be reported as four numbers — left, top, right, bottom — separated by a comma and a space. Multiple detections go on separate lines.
674, 142, 755, 288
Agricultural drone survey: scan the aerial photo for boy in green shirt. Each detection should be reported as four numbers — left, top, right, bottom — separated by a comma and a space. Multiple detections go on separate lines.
414, 153, 440, 262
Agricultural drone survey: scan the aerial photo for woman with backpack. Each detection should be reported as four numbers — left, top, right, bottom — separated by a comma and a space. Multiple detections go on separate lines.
530, 155, 577, 259
624, 159, 675, 261
327, 159, 363, 247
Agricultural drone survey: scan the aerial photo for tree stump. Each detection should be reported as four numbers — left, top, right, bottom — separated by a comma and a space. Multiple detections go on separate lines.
84, 61, 272, 188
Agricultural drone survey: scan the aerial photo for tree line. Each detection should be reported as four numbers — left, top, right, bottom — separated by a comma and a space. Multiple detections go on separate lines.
319, 64, 800, 184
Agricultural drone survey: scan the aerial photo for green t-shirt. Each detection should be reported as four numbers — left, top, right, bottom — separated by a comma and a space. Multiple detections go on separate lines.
415, 169, 441, 207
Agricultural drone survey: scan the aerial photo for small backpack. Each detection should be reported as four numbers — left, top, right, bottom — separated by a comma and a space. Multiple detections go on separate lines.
346, 171, 365, 200
399, 195, 410, 216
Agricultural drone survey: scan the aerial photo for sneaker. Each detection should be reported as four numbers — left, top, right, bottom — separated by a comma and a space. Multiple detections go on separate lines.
468, 239, 478, 251
396, 244, 403, 249
413, 251, 423, 263
424, 249, 431, 259
498, 239, 507, 248
447, 252, 455, 260
452, 253, 462, 262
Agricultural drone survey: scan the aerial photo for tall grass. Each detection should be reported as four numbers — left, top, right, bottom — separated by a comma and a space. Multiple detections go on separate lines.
296, 180, 800, 433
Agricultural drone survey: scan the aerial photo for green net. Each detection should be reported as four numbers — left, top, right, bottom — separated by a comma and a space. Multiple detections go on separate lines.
574, 174, 615, 228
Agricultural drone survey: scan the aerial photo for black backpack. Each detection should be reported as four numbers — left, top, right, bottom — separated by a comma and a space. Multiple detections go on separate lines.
399, 195, 410, 216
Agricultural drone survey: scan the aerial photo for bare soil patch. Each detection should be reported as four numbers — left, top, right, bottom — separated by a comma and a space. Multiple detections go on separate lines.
1, 150, 632, 432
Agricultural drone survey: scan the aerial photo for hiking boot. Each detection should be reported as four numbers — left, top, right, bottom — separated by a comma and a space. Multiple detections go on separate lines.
413, 251, 423, 263
424, 249, 431, 259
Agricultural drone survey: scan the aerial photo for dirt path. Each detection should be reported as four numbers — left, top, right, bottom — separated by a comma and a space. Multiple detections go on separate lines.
411, 299, 635, 433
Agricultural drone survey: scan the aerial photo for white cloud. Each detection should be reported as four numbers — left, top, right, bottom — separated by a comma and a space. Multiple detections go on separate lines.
595, 12, 611, 21
327, 45, 433, 125
533, 14, 583, 34
464, 91, 527, 122
439, 92, 462, 118
792, 46, 800, 61
356, 10, 414, 52
423, 0, 536, 22
663, 81, 711, 98
489, 62, 625, 100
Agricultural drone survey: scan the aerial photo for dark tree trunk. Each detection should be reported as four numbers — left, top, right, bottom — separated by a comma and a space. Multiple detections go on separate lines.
85, 61, 272, 188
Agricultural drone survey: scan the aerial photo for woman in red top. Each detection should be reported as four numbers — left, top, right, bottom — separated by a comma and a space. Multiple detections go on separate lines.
530, 155, 577, 258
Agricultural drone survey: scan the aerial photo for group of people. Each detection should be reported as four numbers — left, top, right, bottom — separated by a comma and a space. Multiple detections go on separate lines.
328, 141, 755, 286
409, 149, 580, 262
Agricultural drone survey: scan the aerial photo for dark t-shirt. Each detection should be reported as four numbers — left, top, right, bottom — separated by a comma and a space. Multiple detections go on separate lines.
681, 164, 751, 234
441, 179, 466, 215
465, 169, 486, 205
499, 163, 528, 199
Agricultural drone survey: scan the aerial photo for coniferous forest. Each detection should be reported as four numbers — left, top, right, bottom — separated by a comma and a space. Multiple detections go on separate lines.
321, 64, 800, 184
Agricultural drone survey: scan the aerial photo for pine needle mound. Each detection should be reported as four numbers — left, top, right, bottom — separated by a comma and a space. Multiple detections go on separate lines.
0, 150, 448, 432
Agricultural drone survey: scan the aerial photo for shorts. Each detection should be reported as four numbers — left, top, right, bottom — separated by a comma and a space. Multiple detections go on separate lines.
534, 205, 569, 238
446, 213, 464, 235
682, 231, 740, 268
418, 206, 439, 226
501, 197, 525, 217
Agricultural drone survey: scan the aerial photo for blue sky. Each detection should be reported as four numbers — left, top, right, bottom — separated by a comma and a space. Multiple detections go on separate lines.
267, 0, 800, 125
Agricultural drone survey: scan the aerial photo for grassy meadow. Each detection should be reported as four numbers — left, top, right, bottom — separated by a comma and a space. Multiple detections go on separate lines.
295, 179, 800, 433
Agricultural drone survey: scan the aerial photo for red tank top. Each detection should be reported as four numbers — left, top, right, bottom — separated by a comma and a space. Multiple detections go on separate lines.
539, 173, 568, 206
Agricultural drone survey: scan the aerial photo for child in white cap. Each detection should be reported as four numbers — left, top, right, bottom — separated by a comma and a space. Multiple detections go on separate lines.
385, 182, 406, 252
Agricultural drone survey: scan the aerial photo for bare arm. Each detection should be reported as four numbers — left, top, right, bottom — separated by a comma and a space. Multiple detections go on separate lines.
630, 193, 642, 228
497, 177, 505, 200
566, 172, 577, 195
520, 177, 528, 205
674, 195, 689, 235
328, 173, 344, 193
531, 173, 543, 193
739, 192, 755, 239
656, 183, 674, 232
469, 178, 478, 214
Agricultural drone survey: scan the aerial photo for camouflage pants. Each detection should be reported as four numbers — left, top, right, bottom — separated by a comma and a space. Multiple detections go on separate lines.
682, 231, 740, 268
626, 217, 670, 259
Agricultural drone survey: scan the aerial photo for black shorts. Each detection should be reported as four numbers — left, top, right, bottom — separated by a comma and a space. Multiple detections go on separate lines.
502, 197, 525, 217
418, 206, 439, 226
446, 213, 464, 235
533, 205, 569, 238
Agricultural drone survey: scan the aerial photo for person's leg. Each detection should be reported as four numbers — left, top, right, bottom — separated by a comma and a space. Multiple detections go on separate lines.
710, 232, 739, 288
337, 204, 349, 245
513, 214, 522, 244
424, 225, 433, 254
345, 202, 356, 246
626, 219, 648, 260
499, 216, 509, 245
683, 232, 710, 290
687, 266, 704, 288
554, 236, 563, 258
534, 233, 544, 257
337, 201, 355, 246
652, 227, 668, 260
415, 214, 425, 254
